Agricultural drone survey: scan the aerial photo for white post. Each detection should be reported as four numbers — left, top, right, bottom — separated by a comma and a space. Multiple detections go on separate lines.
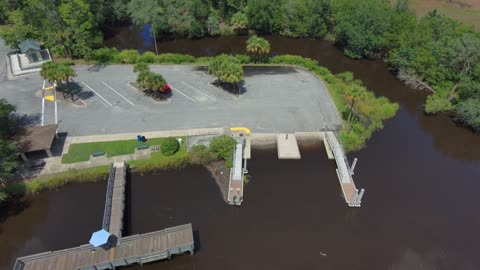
41, 98, 45, 126
54, 82, 58, 125
350, 157, 358, 175
350, 189, 359, 206
356, 189, 365, 205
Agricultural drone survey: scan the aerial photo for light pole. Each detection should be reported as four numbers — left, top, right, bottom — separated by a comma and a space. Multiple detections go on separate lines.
152, 23, 159, 56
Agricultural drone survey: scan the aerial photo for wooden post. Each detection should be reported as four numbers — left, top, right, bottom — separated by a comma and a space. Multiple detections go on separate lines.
20, 152, 28, 161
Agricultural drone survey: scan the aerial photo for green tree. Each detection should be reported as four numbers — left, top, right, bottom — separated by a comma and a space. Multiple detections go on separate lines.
40, 62, 77, 100
161, 137, 180, 156
333, 0, 392, 58
448, 33, 480, 99
247, 0, 281, 34
208, 54, 244, 94
230, 11, 248, 33
0, 9, 37, 48
0, 98, 19, 182
455, 98, 480, 132
246, 35, 270, 63
209, 135, 237, 160
206, 14, 220, 36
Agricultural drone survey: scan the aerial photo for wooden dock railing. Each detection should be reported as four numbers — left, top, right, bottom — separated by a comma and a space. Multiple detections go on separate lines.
13, 224, 194, 270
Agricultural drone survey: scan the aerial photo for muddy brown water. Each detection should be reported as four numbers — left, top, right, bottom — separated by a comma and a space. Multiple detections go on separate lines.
1, 26, 480, 270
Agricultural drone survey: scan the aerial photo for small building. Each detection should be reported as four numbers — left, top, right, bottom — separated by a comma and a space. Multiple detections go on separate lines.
16, 124, 58, 161
8, 39, 52, 77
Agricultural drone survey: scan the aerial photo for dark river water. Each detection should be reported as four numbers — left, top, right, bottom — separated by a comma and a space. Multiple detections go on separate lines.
1, 25, 480, 270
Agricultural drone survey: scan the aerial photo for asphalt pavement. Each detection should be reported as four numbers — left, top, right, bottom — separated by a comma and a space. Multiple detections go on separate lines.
0, 64, 342, 136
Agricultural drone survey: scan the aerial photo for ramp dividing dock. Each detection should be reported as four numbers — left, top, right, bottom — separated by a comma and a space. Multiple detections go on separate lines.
324, 132, 365, 207
13, 162, 195, 270
102, 162, 127, 239
13, 224, 194, 270
277, 134, 301, 159
228, 143, 245, 205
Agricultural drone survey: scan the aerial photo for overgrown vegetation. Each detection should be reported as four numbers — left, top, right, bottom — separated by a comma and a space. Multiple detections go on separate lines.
0, 99, 19, 189
0, 165, 110, 202
209, 135, 237, 168
270, 55, 399, 151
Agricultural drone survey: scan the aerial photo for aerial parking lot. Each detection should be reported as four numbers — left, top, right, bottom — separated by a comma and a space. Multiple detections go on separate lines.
0, 65, 342, 136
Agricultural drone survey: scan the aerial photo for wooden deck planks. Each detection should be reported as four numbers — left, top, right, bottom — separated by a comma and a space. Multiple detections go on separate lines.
16, 224, 193, 270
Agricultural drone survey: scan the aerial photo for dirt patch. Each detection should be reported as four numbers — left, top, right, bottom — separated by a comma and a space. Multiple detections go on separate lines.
205, 161, 229, 203
127, 82, 171, 104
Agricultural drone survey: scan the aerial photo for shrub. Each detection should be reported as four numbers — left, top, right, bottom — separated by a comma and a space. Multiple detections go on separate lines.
161, 138, 180, 156
195, 56, 213, 64
425, 93, 454, 114
91, 48, 119, 64
210, 135, 237, 160
234, 54, 251, 64
118, 49, 139, 64
189, 145, 217, 165
219, 23, 234, 35
156, 53, 196, 64
138, 51, 156, 63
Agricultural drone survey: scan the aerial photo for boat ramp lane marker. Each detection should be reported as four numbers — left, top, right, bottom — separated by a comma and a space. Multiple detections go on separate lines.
170, 85, 197, 103
181, 81, 217, 101
81, 81, 113, 107
102, 82, 135, 106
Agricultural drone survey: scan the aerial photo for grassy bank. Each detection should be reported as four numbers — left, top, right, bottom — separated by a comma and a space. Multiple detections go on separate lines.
62, 137, 175, 163
0, 135, 235, 203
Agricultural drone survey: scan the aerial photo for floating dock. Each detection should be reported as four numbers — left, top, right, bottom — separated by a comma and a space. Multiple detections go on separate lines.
277, 133, 301, 159
324, 132, 365, 207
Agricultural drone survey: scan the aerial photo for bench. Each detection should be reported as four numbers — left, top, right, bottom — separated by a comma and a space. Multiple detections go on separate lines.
91, 151, 106, 157
136, 144, 149, 150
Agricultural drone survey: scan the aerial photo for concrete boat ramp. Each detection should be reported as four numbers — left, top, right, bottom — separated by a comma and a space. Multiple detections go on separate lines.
277, 133, 301, 159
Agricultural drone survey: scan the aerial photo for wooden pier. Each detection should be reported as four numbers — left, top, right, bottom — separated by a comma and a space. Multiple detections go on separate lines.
13, 224, 194, 270
324, 132, 365, 207
13, 162, 195, 270
102, 162, 127, 239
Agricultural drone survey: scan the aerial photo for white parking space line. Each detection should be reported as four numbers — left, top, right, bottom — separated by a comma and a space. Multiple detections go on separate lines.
102, 82, 135, 106
81, 81, 113, 107
182, 81, 217, 101
170, 86, 197, 103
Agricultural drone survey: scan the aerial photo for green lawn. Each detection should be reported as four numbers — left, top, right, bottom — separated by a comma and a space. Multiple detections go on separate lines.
62, 137, 182, 164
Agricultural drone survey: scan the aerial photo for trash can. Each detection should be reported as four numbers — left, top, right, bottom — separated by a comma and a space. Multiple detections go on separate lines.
137, 135, 142, 142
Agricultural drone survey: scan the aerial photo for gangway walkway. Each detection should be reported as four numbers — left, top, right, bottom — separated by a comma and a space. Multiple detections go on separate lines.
324, 132, 365, 207
102, 162, 127, 239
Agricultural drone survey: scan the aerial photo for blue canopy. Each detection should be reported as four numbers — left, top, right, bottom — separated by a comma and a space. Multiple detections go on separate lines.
89, 229, 110, 247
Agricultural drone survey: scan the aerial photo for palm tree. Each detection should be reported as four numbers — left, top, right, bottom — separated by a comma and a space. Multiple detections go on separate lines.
136, 71, 152, 92
40, 62, 59, 85
246, 35, 271, 63
150, 73, 167, 94
57, 64, 77, 100
209, 55, 244, 95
